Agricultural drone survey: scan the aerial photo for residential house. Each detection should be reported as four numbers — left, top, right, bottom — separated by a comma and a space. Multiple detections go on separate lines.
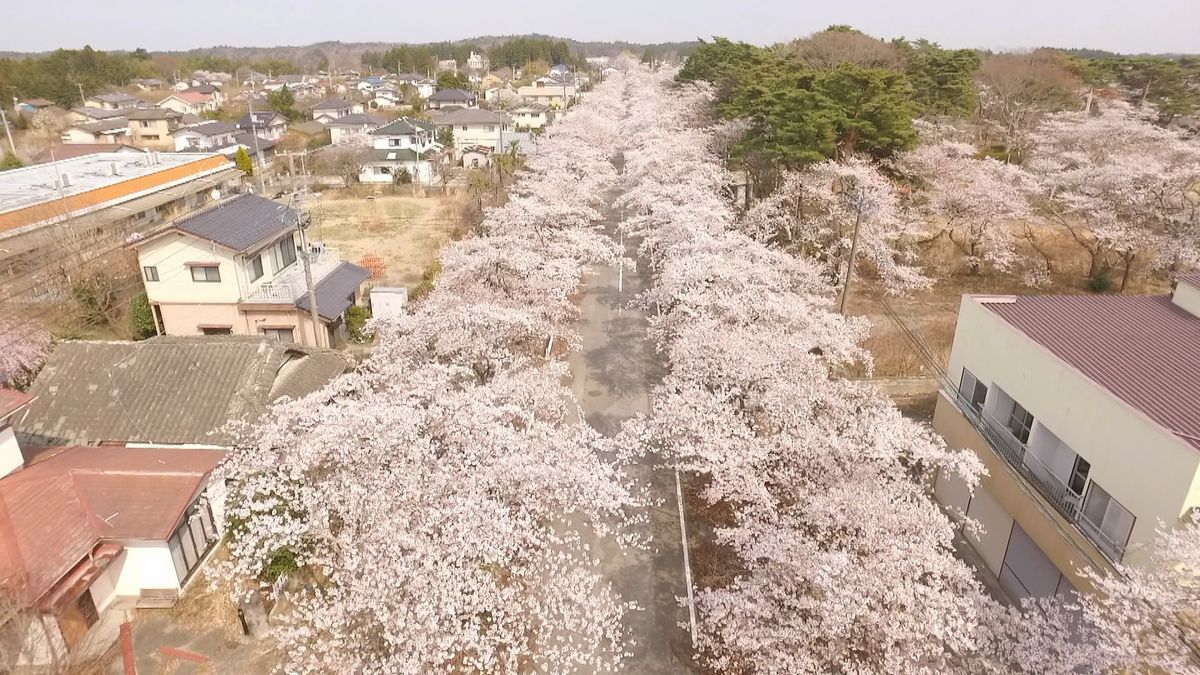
518, 80, 576, 108
310, 97, 353, 121
932, 277, 1200, 602
125, 108, 183, 151
288, 120, 330, 147
427, 88, 476, 109
396, 73, 435, 98
237, 111, 289, 141
461, 145, 492, 169
15, 99, 56, 116
60, 119, 131, 145
466, 51, 487, 72
157, 91, 219, 116
65, 107, 129, 125
171, 121, 238, 152
131, 78, 165, 90
83, 92, 141, 111
370, 88, 403, 109
508, 102, 553, 130
437, 59, 458, 73
326, 113, 387, 146
359, 117, 438, 184
131, 194, 371, 347
431, 108, 510, 158
17, 336, 351, 449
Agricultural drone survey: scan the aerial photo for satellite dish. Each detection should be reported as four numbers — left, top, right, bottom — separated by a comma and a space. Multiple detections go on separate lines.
210, 188, 221, 201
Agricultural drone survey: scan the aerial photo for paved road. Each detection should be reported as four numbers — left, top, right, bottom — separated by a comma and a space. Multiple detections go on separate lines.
567, 204, 695, 672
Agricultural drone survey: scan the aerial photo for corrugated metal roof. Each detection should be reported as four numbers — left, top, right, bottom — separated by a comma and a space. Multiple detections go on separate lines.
17, 336, 350, 447
296, 262, 370, 321
0, 445, 222, 606
173, 193, 294, 251
982, 294, 1200, 450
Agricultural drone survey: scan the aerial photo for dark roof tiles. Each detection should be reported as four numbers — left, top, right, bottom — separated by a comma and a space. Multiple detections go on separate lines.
174, 194, 294, 251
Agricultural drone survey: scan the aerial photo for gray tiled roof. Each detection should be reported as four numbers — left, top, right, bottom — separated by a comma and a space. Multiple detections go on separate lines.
370, 117, 435, 135
310, 98, 352, 111
71, 107, 129, 121
126, 108, 182, 120
428, 88, 474, 102
983, 294, 1200, 451
16, 336, 350, 447
433, 108, 507, 126
174, 194, 295, 252
77, 119, 129, 133
174, 120, 237, 137
93, 93, 140, 104
297, 262, 371, 321
366, 148, 420, 163
325, 113, 388, 128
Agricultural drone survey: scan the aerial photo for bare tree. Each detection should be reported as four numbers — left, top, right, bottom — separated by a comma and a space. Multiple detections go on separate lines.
781, 26, 904, 70
976, 51, 1081, 162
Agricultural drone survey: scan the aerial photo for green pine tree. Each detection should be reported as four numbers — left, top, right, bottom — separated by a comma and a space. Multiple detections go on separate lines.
235, 146, 254, 176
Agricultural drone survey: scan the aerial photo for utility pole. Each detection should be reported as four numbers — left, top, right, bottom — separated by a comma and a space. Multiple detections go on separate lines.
837, 208, 864, 316
245, 98, 267, 195
288, 193, 324, 348
0, 106, 16, 156
76, 83, 86, 108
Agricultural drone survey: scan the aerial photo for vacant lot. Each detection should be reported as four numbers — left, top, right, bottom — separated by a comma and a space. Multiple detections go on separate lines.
306, 194, 458, 288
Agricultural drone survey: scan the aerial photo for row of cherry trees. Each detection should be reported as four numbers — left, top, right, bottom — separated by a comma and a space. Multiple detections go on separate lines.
738, 100, 1200, 293
621, 66, 1200, 674
215, 72, 647, 673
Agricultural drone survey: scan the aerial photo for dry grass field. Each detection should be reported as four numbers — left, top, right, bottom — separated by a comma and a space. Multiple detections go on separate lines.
305, 194, 460, 289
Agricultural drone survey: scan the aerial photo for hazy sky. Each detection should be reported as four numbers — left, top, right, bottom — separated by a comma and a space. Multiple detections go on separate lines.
7, 0, 1198, 54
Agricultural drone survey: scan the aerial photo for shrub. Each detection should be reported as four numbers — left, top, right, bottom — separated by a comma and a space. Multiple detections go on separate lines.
1087, 268, 1113, 293
345, 304, 372, 343
129, 292, 156, 339
71, 274, 119, 327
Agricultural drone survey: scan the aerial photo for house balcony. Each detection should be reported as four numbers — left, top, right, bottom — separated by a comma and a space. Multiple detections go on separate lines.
938, 388, 1128, 564
242, 244, 344, 304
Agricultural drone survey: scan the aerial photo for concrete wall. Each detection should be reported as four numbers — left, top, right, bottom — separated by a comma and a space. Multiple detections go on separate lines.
0, 424, 23, 477
1172, 279, 1200, 318
112, 544, 181, 596
88, 558, 121, 611
945, 296, 1200, 564
157, 302, 242, 335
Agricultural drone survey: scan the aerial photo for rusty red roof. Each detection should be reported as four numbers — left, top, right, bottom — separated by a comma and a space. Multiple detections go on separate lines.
981, 294, 1200, 451
0, 445, 223, 606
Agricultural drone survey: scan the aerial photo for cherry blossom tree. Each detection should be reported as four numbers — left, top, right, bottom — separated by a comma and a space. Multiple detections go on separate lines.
741, 157, 930, 294
1028, 101, 1200, 288
896, 140, 1036, 276
216, 70, 649, 673
0, 320, 51, 390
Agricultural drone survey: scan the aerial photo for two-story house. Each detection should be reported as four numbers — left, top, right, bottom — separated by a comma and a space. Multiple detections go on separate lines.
172, 120, 238, 151
131, 194, 370, 347
125, 108, 183, 151
325, 113, 387, 146
396, 73, 435, 99
932, 277, 1200, 602
310, 98, 354, 122
237, 111, 289, 141
83, 92, 141, 111
431, 108, 510, 159
61, 118, 131, 145
427, 88, 477, 109
359, 117, 438, 184
508, 102, 553, 130
518, 79, 576, 109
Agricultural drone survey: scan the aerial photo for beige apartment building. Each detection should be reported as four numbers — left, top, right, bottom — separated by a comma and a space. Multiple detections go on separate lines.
131, 194, 370, 347
126, 108, 183, 151
933, 277, 1200, 601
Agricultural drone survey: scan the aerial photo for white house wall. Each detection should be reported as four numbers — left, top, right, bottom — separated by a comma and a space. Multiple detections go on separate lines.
112, 543, 181, 596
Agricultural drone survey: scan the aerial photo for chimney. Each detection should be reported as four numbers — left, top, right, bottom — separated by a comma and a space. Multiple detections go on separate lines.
109, 161, 119, 176
60, 173, 71, 188
1171, 273, 1200, 318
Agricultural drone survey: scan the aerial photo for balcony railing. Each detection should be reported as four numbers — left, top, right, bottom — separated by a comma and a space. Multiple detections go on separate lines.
243, 244, 342, 304
944, 389, 1127, 563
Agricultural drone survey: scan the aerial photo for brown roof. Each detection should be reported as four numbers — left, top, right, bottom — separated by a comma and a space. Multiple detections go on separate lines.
0, 389, 34, 419
30, 144, 139, 164
17, 336, 350, 448
981, 294, 1200, 450
0, 445, 222, 606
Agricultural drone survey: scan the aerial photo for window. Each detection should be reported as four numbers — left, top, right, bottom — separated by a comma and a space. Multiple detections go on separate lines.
248, 254, 264, 282
461, 126, 468, 131
1081, 482, 1135, 560
486, 125, 494, 131
263, 327, 295, 343
143, 265, 159, 282
143, 134, 160, 140
958, 369, 988, 412
138, 120, 150, 128
200, 326, 232, 335
1068, 456, 1091, 496
191, 265, 221, 282
1007, 402, 1034, 444
389, 139, 401, 147
278, 233, 297, 268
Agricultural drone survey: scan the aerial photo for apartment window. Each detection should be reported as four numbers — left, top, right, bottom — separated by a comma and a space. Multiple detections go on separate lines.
1007, 402, 1035, 444
139, 120, 150, 128
143, 265, 159, 282
143, 134, 160, 140
200, 326, 232, 335
263, 327, 295, 343
191, 265, 221, 282
1068, 456, 1091, 496
461, 126, 468, 131
389, 139, 401, 147
958, 369, 989, 412
248, 254, 265, 282
1081, 482, 1135, 559
279, 233, 297, 268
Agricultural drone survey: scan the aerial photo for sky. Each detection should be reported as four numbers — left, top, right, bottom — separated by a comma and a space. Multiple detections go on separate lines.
6, 0, 1199, 55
